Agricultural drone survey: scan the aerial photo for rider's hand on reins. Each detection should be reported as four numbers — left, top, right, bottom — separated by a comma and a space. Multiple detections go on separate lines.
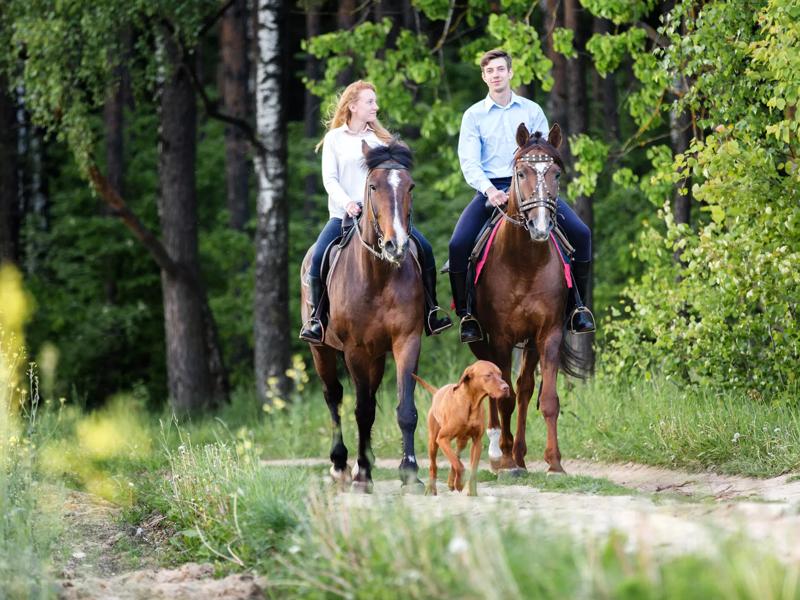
346, 201, 363, 218
485, 187, 509, 208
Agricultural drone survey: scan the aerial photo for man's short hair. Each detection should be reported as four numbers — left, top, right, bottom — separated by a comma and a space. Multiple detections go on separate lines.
480, 49, 512, 71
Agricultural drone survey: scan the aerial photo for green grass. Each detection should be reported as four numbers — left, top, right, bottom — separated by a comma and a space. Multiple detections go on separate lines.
238, 358, 800, 478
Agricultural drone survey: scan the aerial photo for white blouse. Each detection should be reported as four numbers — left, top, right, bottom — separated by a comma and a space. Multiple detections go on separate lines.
320, 124, 382, 219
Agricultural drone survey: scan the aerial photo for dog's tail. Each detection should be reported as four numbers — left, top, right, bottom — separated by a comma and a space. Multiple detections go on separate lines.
411, 373, 438, 395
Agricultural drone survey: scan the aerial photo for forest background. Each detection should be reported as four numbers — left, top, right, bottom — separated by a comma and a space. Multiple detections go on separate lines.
0, 0, 798, 413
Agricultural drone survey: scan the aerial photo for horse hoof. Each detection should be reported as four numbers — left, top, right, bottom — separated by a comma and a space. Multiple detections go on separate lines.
489, 458, 502, 473
401, 479, 425, 495
424, 484, 437, 496
351, 479, 373, 494
497, 467, 527, 480
547, 467, 567, 476
329, 465, 352, 487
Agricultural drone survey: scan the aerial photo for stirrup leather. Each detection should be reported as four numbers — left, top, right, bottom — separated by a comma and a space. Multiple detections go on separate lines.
568, 306, 596, 335
459, 314, 484, 342
426, 306, 453, 335
299, 317, 325, 345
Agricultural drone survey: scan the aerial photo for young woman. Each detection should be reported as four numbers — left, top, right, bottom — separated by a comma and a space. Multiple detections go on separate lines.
299, 81, 452, 344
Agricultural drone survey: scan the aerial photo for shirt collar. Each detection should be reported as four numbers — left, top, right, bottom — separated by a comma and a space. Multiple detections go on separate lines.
483, 91, 521, 112
340, 123, 375, 136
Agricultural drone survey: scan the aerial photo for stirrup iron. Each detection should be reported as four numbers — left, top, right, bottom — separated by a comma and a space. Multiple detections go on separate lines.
568, 306, 595, 335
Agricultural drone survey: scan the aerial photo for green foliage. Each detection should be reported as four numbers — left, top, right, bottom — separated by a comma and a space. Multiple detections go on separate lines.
567, 134, 610, 199
486, 14, 554, 91
593, 0, 800, 397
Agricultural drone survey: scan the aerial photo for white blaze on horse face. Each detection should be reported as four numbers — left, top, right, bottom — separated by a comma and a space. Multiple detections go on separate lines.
530, 161, 552, 240
388, 169, 409, 250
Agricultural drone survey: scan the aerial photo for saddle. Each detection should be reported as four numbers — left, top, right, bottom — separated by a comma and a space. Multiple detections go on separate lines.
440, 212, 575, 312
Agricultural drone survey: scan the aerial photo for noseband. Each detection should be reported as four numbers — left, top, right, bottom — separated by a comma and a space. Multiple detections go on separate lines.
498, 152, 559, 230
356, 160, 411, 261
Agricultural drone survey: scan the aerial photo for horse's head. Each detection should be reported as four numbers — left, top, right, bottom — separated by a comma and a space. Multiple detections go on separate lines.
511, 123, 564, 242
361, 139, 414, 265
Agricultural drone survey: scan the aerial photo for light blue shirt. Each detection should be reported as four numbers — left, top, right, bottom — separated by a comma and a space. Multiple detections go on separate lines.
458, 92, 549, 194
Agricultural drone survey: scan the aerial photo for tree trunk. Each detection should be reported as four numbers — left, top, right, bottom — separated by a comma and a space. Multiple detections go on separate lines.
592, 17, 619, 143
221, 0, 251, 231
336, 0, 356, 86
303, 3, 320, 224
670, 108, 691, 227
0, 75, 19, 265
542, 0, 568, 162
564, 0, 594, 374
159, 36, 223, 413
254, 0, 290, 401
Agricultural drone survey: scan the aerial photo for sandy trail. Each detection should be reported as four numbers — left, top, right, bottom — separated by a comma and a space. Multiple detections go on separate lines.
264, 457, 800, 562
56, 458, 800, 598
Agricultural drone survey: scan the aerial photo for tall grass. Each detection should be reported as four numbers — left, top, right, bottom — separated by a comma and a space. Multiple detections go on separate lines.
273, 488, 800, 599
246, 349, 800, 477
1, 264, 59, 599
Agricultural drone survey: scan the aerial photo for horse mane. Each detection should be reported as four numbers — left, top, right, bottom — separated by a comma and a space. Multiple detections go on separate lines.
364, 139, 414, 170
513, 131, 565, 172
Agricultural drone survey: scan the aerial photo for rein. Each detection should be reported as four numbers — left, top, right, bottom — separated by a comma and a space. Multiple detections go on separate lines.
355, 160, 411, 262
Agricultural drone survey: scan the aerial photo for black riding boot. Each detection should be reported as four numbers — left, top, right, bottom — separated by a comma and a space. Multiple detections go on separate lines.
449, 270, 483, 343
568, 261, 596, 334
422, 267, 453, 336
299, 275, 325, 345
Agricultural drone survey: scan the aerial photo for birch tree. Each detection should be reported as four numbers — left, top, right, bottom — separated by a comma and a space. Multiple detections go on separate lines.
254, 0, 290, 401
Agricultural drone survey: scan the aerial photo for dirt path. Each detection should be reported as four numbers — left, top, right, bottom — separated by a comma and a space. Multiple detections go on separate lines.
56, 458, 800, 597
263, 457, 800, 562
56, 490, 267, 600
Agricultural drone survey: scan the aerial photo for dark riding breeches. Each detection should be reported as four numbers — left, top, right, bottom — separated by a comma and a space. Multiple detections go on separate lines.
309, 217, 436, 278
448, 177, 592, 273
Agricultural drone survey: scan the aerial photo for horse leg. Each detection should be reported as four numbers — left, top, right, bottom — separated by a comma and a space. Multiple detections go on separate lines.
539, 331, 565, 473
512, 347, 540, 470
470, 340, 504, 471
495, 352, 520, 472
345, 354, 377, 493
393, 334, 424, 491
311, 346, 349, 486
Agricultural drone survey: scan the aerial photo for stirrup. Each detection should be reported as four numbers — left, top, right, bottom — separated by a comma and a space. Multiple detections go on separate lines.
568, 306, 596, 335
459, 314, 484, 343
426, 306, 453, 335
299, 317, 325, 345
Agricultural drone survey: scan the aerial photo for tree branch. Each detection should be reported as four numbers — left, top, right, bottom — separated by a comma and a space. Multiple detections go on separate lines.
87, 164, 180, 277
635, 21, 670, 48
199, 0, 238, 38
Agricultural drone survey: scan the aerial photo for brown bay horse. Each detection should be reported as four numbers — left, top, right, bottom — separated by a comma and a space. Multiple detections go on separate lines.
300, 140, 424, 492
469, 123, 587, 474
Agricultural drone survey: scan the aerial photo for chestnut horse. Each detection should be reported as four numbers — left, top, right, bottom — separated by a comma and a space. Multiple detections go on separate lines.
300, 140, 424, 492
470, 123, 587, 474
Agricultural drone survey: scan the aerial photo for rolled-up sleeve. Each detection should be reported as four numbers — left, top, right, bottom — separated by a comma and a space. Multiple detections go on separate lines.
321, 133, 352, 212
458, 110, 493, 195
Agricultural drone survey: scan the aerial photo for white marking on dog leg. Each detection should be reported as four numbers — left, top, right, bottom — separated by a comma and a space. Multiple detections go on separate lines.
351, 462, 360, 479
487, 428, 502, 460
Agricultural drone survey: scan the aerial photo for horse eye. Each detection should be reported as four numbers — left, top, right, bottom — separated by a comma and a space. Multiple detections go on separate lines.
555, 172, 561, 179
409, 183, 415, 191
369, 184, 376, 191
517, 171, 525, 179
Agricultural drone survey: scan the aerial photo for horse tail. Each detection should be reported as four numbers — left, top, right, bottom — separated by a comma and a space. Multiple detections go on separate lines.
559, 330, 592, 380
411, 373, 438, 395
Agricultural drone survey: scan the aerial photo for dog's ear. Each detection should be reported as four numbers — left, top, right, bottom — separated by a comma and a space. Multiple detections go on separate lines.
454, 367, 473, 390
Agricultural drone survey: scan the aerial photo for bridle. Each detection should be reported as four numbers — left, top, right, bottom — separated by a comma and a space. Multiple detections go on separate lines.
355, 160, 412, 261
496, 150, 559, 230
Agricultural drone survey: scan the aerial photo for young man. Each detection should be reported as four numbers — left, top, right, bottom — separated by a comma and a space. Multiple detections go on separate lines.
449, 48, 595, 343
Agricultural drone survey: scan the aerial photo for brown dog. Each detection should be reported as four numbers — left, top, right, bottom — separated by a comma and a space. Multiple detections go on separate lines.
413, 361, 510, 496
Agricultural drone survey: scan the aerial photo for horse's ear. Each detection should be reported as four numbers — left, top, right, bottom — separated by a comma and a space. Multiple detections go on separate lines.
361, 140, 371, 157
516, 123, 530, 148
548, 123, 562, 149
